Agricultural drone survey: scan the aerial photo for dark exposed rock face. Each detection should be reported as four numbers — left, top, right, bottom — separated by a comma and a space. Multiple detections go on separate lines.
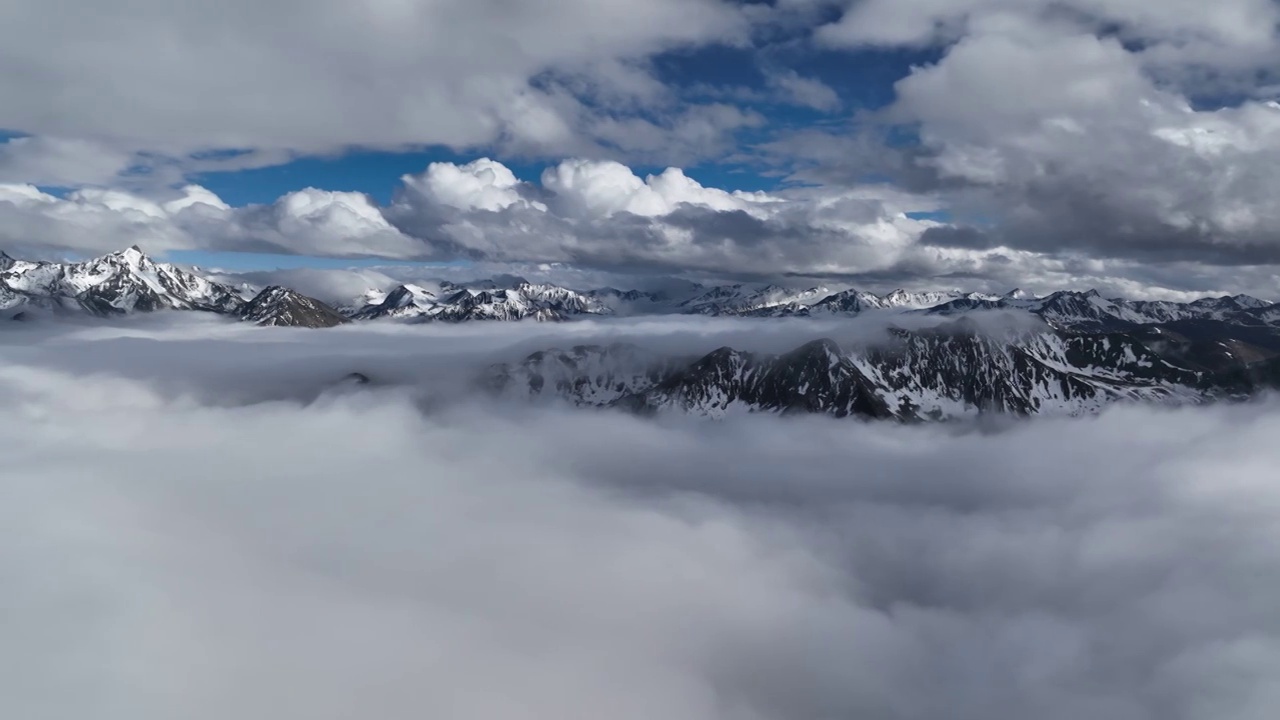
623, 339, 894, 419
486, 319, 1280, 421
240, 286, 349, 328
926, 289, 1280, 332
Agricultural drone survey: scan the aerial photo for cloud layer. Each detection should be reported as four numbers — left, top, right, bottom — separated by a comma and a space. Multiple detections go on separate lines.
2, 318, 1279, 719
0, 0, 753, 166
7, 0, 1280, 297
0, 158, 938, 278
793, 0, 1280, 280
9, 153, 1280, 300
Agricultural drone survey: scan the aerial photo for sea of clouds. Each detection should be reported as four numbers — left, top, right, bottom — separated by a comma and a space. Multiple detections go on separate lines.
2, 316, 1278, 719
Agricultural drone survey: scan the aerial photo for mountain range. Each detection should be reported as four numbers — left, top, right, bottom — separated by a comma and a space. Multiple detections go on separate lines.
0, 246, 347, 328
484, 318, 1280, 421
5, 247, 1280, 333
9, 247, 1280, 421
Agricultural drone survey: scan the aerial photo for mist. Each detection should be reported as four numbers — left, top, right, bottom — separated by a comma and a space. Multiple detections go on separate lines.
2, 317, 1278, 719
0, 311, 1041, 406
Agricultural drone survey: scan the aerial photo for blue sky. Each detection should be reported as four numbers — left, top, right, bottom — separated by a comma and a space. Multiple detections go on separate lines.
188, 44, 934, 209
156, 43, 937, 271
0, 5, 949, 270
5, 0, 1280, 295
102, 42, 943, 271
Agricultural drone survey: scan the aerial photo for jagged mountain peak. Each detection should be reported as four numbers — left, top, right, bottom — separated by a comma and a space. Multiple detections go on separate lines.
1228, 294, 1270, 309
350, 277, 612, 323
334, 275, 1280, 328
808, 288, 883, 314
678, 283, 840, 316
1190, 294, 1270, 310
353, 283, 439, 320
252, 285, 293, 301
5, 247, 1280, 335
241, 286, 348, 328
0, 245, 248, 317
881, 289, 964, 308
1043, 288, 1101, 300
388, 282, 435, 298
490, 320, 1259, 422
379, 277, 1280, 329
93, 245, 152, 268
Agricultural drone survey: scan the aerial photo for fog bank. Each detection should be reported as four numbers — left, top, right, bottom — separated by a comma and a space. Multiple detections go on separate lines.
1, 320, 1277, 719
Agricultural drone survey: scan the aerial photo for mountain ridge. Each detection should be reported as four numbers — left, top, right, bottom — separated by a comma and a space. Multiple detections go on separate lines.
486, 319, 1274, 421
4, 247, 1280, 332
0, 246, 343, 327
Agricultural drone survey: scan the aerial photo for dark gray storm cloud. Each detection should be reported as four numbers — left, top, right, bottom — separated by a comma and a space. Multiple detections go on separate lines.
1, 317, 1279, 719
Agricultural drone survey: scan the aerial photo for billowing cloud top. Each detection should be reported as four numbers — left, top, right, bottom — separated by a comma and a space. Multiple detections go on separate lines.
4, 0, 1280, 297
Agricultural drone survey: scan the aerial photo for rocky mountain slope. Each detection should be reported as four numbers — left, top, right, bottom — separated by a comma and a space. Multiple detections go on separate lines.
0, 247, 344, 327
11, 246, 1280, 420
241, 286, 349, 328
486, 318, 1278, 421
350, 280, 610, 322
925, 290, 1277, 331
6, 247, 1280, 336
0, 246, 246, 316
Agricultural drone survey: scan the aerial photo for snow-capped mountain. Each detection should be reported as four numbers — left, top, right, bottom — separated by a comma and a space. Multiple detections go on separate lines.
1126, 295, 1271, 323
485, 317, 1280, 421
735, 289, 993, 318
881, 289, 979, 309
624, 339, 894, 419
0, 247, 608, 327
432, 287, 587, 322
666, 283, 1279, 329
0, 247, 353, 327
805, 289, 890, 316
351, 284, 439, 320
350, 277, 683, 320
0, 246, 246, 316
925, 289, 1277, 331
241, 286, 349, 328
350, 280, 611, 322
850, 321, 1200, 418
336, 288, 391, 316
677, 284, 834, 316
5, 247, 1280, 335
1022, 290, 1136, 330
676, 286, 998, 318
